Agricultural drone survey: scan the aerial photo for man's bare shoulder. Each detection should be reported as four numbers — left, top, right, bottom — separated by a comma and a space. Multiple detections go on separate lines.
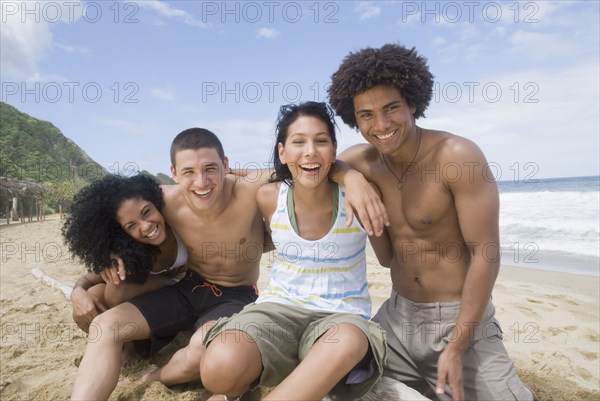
160, 184, 178, 196
338, 143, 382, 178
160, 184, 180, 203
427, 129, 486, 163
427, 130, 495, 190
230, 173, 266, 199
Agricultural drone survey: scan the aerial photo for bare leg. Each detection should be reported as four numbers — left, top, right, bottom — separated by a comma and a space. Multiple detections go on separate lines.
200, 329, 263, 398
71, 302, 150, 401
264, 323, 368, 401
141, 320, 216, 385
120, 342, 140, 368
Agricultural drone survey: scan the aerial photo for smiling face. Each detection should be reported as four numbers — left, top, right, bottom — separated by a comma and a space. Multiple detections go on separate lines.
170, 147, 229, 212
278, 115, 336, 188
117, 198, 166, 246
353, 85, 417, 155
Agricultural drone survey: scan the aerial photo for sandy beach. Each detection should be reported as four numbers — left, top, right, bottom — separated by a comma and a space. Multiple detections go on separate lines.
1, 215, 598, 400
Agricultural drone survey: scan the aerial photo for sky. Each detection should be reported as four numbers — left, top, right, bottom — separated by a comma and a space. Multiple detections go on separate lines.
1, 0, 599, 181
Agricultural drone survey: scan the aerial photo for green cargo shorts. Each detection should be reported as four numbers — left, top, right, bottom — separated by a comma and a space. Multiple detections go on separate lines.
204, 302, 387, 400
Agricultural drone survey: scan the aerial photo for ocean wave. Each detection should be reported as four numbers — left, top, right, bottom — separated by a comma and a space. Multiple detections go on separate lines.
499, 191, 599, 258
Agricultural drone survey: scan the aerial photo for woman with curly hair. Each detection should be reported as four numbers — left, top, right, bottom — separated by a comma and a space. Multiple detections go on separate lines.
63, 174, 187, 332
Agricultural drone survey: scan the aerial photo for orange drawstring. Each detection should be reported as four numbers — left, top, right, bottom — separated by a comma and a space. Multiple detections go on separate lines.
192, 282, 223, 297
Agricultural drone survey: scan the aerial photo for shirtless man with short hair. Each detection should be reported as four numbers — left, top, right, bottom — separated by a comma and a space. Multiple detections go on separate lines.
70, 127, 386, 400
71, 128, 264, 401
329, 44, 535, 401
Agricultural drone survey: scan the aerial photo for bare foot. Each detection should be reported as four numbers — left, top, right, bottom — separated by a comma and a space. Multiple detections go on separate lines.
206, 395, 231, 401
121, 343, 141, 369
140, 364, 161, 382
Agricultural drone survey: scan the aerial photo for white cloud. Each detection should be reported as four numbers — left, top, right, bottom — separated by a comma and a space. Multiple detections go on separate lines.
55, 42, 90, 54
424, 60, 600, 179
354, 2, 381, 20
509, 30, 585, 60
136, 0, 207, 28
1, 13, 52, 80
98, 118, 158, 135
151, 88, 175, 102
190, 119, 275, 166
0, 0, 84, 80
256, 28, 280, 39
431, 36, 447, 47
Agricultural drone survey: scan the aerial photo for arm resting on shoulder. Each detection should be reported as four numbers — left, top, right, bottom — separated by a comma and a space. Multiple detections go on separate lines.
331, 159, 389, 237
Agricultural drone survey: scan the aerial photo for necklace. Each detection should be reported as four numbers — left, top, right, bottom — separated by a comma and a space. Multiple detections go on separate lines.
381, 127, 422, 190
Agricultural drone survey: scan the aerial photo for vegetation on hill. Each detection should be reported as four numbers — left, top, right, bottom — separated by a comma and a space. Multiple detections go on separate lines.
0, 102, 172, 212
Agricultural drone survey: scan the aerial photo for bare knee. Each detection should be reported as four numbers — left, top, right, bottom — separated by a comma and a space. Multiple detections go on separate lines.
181, 332, 206, 375
87, 312, 120, 346
200, 331, 261, 394
89, 304, 148, 344
325, 323, 369, 364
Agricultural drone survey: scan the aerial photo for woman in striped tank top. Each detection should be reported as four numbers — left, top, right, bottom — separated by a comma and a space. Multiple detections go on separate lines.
201, 102, 392, 401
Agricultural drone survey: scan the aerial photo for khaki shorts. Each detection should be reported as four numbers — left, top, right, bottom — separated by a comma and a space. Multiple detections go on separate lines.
373, 290, 533, 401
204, 302, 386, 400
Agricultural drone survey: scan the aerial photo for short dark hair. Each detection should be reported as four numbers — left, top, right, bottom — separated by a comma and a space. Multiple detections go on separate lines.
170, 127, 225, 167
328, 43, 434, 129
271, 101, 337, 185
61, 174, 163, 283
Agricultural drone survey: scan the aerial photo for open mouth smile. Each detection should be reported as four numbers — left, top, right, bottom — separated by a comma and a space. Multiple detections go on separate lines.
192, 188, 212, 197
144, 225, 159, 239
300, 163, 321, 173
374, 129, 397, 140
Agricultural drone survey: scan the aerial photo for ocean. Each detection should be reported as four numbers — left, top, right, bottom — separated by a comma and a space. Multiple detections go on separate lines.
498, 175, 600, 276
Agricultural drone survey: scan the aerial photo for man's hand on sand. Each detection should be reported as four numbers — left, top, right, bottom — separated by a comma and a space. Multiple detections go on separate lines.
436, 347, 465, 401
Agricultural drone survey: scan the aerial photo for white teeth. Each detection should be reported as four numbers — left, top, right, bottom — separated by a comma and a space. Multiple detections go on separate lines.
300, 163, 320, 170
376, 131, 395, 140
193, 188, 212, 196
145, 225, 159, 239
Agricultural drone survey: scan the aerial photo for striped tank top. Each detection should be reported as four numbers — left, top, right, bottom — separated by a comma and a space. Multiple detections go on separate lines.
256, 183, 372, 319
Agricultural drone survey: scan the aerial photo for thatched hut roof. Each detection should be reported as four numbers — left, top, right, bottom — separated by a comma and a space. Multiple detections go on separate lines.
0, 177, 45, 197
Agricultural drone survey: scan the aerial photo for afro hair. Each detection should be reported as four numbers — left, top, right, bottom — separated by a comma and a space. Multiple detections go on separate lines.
62, 174, 164, 284
328, 43, 434, 129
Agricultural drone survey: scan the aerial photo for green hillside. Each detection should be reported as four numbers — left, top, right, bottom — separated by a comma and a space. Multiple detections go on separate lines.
0, 102, 174, 210
0, 101, 107, 184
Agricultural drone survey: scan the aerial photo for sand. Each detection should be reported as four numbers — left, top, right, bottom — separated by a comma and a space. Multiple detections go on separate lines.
1, 215, 598, 400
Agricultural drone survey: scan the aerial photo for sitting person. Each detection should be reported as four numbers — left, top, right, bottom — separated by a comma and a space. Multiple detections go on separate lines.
329, 43, 535, 401
69, 127, 390, 401
200, 101, 389, 400
63, 174, 187, 332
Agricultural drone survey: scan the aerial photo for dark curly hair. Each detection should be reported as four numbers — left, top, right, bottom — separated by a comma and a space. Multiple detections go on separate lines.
62, 174, 165, 284
328, 43, 434, 129
271, 101, 337, 186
